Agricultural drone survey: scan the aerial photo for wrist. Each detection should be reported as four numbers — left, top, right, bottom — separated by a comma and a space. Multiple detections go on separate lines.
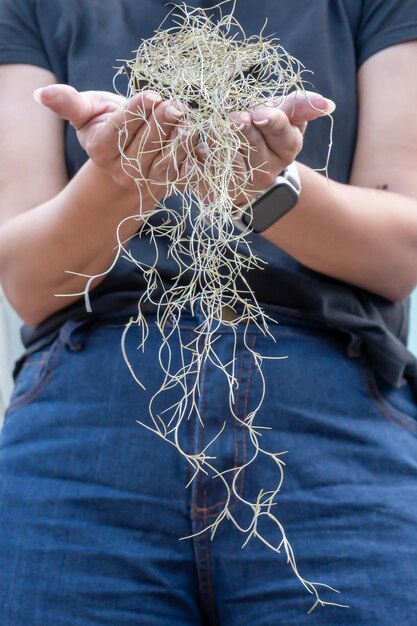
232, 162, 301, 233
83, 159, 160, 214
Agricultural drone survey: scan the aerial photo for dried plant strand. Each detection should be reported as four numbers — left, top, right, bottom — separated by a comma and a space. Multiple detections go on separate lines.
64, 0, 345, 615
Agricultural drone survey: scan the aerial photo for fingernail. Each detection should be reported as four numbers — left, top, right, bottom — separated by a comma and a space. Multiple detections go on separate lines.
322, 98, 336, 114
166, 104, 184, 118
252, 117, 270, 127
196, 146, 208, 158
33, 88, 44, 104
311, 95, 336, 114
305, 92, 336, 115
144, 91, 162, 104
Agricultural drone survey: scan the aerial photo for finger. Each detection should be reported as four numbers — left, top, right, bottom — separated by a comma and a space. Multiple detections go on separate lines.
229, 111, 283, 189
176, 158, 194, 193
148, 124, 198, 188
33, 84, 93, 126
281, 91, 336, 125
192, 133, 249, 204
135, 100, 187, 182
88, 90, 163, 165
118, 100, 187, 188
237, 103, 305, 170
131, 99, 185, 162
33, 84, 123, 129
251, 91, 335, 129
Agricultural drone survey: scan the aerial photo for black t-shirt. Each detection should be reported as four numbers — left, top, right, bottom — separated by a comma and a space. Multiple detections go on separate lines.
1, 0, 417, 397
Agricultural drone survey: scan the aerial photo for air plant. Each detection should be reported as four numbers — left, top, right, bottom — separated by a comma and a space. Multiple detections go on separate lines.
80, 0, 344, 614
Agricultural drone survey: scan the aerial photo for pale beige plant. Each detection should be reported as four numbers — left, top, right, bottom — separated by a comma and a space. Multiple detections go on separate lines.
72, 0, 344, 614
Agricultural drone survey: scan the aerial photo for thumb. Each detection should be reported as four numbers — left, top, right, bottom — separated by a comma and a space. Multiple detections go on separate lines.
278, 90, 336, 126
33, 84, 94, 129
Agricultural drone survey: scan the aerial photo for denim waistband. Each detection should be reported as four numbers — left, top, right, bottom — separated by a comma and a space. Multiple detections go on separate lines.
93, 301, 333, 334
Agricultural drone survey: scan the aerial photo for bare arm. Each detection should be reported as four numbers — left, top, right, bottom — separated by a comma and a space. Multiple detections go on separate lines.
0, 66, 189, 325
0, 65, 330, 326
259, 42, 417, 301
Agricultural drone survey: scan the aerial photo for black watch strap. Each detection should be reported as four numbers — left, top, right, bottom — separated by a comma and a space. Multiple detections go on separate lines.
232, 162, 301, 233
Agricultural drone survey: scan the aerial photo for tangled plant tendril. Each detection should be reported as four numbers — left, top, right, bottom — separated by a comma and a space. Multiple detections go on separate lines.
69, 0, 346, 614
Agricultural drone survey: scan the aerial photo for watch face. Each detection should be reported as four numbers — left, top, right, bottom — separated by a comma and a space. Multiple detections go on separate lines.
242, 184, 299, 233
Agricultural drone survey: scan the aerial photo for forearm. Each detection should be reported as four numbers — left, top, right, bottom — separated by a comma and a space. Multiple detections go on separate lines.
263, 163, 417, 301
0, 159, 153, 324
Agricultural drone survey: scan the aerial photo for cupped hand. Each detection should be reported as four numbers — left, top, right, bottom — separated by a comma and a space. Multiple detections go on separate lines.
34, 84, 194, 200
187, 90, 335, 206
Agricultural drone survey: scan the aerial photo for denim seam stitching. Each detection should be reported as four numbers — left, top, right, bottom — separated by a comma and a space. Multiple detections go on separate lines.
234, 340, 245, 497
192, 351, 206, 517
203, 496, 218, 625
192, 336, 253, 517
240, 334, 256, 497
194, 520, 206, 619
359, 359, 417, 432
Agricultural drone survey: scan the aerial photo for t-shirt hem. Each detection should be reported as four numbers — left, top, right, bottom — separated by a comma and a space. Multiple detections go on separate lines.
0, 47, 52, 72
358, 24, 417, 67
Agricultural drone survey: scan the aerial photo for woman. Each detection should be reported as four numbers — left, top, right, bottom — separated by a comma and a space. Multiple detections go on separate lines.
0, 0, 417, 624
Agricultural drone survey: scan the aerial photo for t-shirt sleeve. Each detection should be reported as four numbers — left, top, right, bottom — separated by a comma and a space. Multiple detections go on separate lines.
357, 0, 417, 67
0, 0, 51, 70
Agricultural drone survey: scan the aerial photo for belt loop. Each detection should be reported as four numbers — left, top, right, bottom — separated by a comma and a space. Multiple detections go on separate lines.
59, 319, 93, 352
346, 334, 362, 358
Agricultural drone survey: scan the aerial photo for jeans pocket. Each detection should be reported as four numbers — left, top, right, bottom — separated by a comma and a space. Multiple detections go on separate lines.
359, 358, 417, 432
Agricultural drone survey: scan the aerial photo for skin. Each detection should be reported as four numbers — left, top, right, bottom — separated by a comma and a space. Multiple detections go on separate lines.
261, 42, 417, 301
0, 41, 417, 325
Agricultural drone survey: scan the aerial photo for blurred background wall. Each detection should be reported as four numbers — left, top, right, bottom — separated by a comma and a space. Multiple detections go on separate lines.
1, 288, 417, 418
0, 288, 23, 416
410, 289, 417, 356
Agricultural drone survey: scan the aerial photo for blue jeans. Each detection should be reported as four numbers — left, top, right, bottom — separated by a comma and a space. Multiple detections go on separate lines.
1, 309, 417, 625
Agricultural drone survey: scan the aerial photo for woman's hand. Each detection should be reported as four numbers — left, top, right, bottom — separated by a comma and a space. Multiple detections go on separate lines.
1, 66, 202, 324
188, 90, 335, 205
259, 42, 417, 301
34, 84, 193, 201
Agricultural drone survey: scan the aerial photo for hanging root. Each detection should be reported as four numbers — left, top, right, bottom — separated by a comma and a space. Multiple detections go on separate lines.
124, 311, 348, 614
63, 0, 344, 614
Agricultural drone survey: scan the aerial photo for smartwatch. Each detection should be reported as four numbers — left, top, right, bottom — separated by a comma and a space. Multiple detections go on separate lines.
232, 162, 301, 233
